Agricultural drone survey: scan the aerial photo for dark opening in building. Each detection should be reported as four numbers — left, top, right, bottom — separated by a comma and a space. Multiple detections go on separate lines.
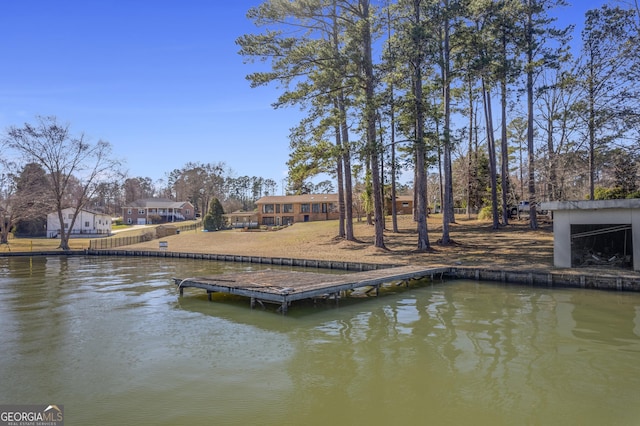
570, 224, 633, 269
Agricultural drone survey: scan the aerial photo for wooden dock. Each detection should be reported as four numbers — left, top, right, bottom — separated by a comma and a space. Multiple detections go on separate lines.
174, 265, 450, 313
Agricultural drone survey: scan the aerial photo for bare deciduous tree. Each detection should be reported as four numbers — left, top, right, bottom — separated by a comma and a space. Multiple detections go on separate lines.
0, 167, 17, 245
5, 116, 121, 251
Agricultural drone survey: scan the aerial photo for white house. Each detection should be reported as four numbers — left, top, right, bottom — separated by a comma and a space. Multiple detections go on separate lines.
47, 208, 112, 238
541, 199, 640, 271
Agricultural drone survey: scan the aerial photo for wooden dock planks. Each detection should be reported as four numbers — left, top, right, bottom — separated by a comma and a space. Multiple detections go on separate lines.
174, 265, 450, 313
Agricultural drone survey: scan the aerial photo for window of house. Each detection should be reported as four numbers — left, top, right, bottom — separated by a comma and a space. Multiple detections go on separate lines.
185, 209, 190, 215
283, 204, 293, 213
312, 203, 320, 213
127, 209, 132, 215
322, 203, 327, 213
276, 204, 280, 213
138, 209, 145, 214
64, 223, 69, 228
127, 218, 132, 224
68, 214, 73, 219
300, 203, 310, 213
402, 202, 409, 207
85, 221, 90, 228
263, 204, 275, 213
262, 217, 275, 225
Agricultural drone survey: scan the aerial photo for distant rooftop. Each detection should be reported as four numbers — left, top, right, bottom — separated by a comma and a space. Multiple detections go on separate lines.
126, 198, 191, 209
256, 194, 339, 203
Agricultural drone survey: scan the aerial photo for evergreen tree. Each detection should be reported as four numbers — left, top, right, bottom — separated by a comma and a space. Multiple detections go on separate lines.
521, 0, 569, 229
203, 198, 225, 231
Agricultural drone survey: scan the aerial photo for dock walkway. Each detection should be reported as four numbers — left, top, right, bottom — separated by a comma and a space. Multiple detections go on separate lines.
174, 265, 450, 313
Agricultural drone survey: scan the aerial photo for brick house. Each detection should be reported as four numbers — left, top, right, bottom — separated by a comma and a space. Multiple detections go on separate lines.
255, 194, 340, 226
122, 198, 195, 225
387, 195, 414, 215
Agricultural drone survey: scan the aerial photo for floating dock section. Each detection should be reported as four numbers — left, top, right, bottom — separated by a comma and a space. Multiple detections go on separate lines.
174, 265, 449, 313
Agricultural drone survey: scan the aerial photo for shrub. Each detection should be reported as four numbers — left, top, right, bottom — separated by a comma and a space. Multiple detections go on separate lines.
478, 206, 493, 220
148, 214, 162, 224
141, 231, 155, 242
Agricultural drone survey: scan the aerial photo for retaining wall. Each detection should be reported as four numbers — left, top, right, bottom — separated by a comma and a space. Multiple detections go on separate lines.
448, 267, 640, 292
86, 249, 396, 271
3, 249, 640, 292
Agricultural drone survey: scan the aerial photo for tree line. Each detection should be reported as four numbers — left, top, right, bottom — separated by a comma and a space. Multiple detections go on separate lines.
2, 1, 638, 254
237, 0, 640, 250
0, 116, 289, 249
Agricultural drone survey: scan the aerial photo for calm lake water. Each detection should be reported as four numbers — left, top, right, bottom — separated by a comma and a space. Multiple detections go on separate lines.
1, 256, 640, 425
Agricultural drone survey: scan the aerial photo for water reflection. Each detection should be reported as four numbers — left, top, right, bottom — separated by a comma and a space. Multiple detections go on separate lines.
285, 283, 640, 425
1, 256, 640, 425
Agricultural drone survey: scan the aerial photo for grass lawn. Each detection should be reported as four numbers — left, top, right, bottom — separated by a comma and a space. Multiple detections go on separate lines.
0, 215, 559, 271
0, 224, 158, 253
119, 215, 557, 270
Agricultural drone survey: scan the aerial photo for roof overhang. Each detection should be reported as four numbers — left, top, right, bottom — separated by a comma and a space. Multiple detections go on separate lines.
541, 199, 640, 211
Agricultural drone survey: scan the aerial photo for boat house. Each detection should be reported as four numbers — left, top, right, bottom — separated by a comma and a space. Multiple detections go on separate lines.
542, 199, 640, 271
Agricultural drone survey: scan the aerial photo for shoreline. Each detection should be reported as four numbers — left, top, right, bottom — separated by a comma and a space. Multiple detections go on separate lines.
3, 217, 640, 292
4, 247, 640, 293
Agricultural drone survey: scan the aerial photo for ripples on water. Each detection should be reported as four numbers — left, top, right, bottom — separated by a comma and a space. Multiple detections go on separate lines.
1, 256, 640, 425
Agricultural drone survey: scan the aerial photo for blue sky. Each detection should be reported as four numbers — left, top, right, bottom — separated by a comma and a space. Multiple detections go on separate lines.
0, 0, 302, 188
0, 0, 608, 190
